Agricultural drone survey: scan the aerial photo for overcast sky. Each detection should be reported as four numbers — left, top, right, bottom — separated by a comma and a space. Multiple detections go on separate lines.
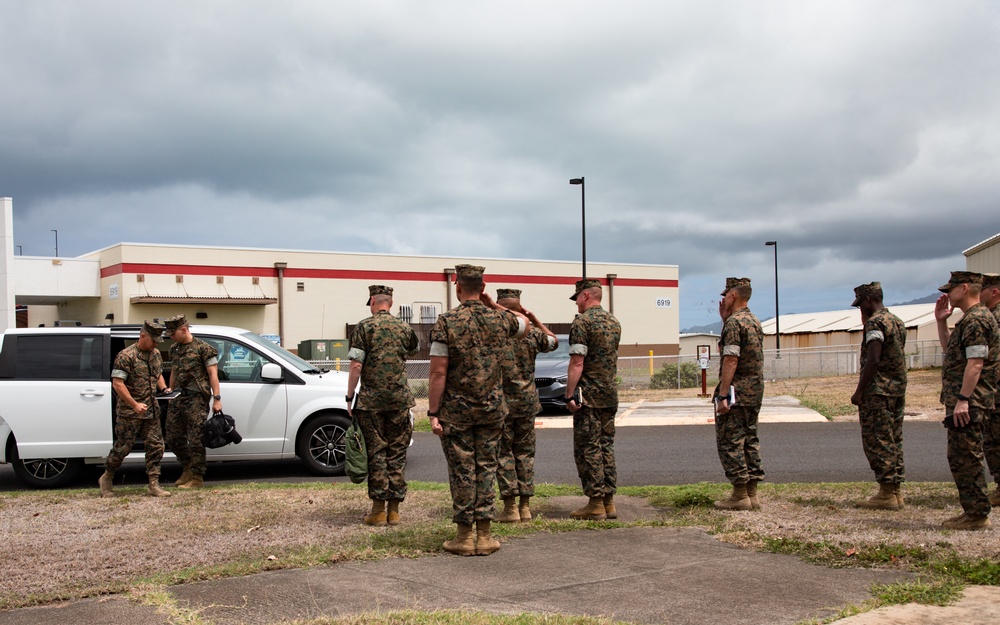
3, 1, 999, 328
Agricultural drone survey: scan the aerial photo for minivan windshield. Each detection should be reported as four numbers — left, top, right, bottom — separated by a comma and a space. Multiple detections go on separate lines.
239, 331, 323, 373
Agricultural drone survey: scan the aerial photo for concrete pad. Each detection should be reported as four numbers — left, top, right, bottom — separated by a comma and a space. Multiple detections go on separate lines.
163, 526, 906, 625
536, 395, 827, 428
0, 596, 167, 625
836, 585, 1000, 625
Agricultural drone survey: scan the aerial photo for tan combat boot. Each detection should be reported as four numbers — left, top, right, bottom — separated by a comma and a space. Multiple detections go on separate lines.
603, 494, 618, 519
98, 470, 115, 498
475, 520, 501, 555
857, 483, 900, 510
177, 475, 204, 489
570, 496, 607, 520
746, 480, 762, 511
714, 483, 752, 511
519, 495, 532, 522
989, 488, 1000, 507
894, 483, 905, 509
147, 475, 172, 497
443, 523, 476, 556
364, 499, 387, 525
496, 496, 520, 523
943, 513, 992, 531
387, 500, 401, 526
174, 466, 193, 487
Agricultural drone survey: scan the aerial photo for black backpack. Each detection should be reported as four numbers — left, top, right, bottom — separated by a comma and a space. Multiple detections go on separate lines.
202, 411, 243, 449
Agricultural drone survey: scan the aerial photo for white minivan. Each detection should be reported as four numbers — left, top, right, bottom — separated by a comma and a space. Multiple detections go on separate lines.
0, 324, 352, 488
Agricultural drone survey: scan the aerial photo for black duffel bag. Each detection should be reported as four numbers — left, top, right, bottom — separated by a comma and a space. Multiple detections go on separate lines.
202, 411, 243, 449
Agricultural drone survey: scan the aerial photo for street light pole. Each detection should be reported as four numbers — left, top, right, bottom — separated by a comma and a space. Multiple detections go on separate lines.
765, 241, 780, 358
52, 229, 58, 257
569, 177, 585, 279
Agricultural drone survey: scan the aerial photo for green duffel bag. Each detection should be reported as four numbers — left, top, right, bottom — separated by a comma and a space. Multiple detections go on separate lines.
345, 415, 368, 484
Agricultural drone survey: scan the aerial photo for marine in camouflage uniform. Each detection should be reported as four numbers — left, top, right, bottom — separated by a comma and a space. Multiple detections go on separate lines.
494, 288, 558, 523
347, 284, 419, 526
428, 265, 528, 556
565, 279, 622, 521
164, 314, 221, 489
713, 277, 765, 511
979, 273, 1000, 506
99, 321, 172, 498
849, 282, 908, 510
936, 271, 1000, 530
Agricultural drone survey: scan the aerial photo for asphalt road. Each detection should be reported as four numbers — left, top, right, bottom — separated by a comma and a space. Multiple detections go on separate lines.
0, 420, 957, 491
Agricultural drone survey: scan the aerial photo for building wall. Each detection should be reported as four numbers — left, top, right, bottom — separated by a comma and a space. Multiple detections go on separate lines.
965, 234, 1000, 274
75, 243, 679, 353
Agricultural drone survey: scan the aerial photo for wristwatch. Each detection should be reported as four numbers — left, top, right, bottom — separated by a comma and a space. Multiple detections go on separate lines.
213, 394, 222, 401
427, 410, 439, 417
956, 393, 970, 402
345, 395, 354, 403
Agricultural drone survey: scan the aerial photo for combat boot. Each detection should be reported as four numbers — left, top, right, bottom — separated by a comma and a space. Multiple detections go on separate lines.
387, 500, 401, 526
147, 475, 172, 497
894, 483, 905, 509
174, 466, 193, 487
475, 520, 501, 555
857, 483, 900, 510
943, 513, 992, 531
364, 499, 387, 525
989, 488, 1000, 507
496, 497, 520, 523
518, 495, 532, 522
98, 470, 115, 498
177, 475, 204, 489
443, 523, 476, 556
746, 480, 762, 510
714, 483, 752, 511
570, 496, 607, 520
603, 494, 618, 519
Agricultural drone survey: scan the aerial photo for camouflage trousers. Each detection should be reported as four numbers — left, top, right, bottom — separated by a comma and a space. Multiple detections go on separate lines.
858, 394, 905, 484
105, 416, 165, 476
165, 394, 210, 477
356, 408, 412, 501
497, 413, 537, 498
983, 409, 1000, 482
439, 420, 502, 525
945, 406, 991, 517
573, 405, 617, 498
715, 404, 765, 485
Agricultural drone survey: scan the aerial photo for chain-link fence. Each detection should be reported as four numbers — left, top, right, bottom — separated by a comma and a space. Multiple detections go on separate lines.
309, 339, 944, 398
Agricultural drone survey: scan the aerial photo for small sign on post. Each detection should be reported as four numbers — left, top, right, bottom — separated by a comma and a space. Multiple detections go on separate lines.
697, 344, 711, 397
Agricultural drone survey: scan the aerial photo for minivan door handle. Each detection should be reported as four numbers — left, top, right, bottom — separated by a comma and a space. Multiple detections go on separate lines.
80, 389, 105, 397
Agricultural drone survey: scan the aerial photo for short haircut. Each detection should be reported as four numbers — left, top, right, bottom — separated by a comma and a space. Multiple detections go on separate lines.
733, 285, 752, 300
584, 286, 603, 302
457, 273, 484, 293
968, 283, 982, 296
372, 294, 392, 306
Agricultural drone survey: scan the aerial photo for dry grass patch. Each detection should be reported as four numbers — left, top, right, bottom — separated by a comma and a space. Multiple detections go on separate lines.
0, 483, 453, 609
766, 368, 943, 419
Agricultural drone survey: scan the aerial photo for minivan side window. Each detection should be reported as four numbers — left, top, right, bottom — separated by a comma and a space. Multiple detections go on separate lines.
199, 337, 274, 383
16, 335, 105, 380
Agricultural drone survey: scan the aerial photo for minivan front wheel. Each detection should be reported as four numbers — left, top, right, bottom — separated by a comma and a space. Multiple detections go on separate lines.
297, 413, 351, 476
10, 444, 84, 489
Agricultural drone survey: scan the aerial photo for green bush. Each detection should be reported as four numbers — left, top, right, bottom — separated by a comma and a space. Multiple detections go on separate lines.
649, 362, 702, 389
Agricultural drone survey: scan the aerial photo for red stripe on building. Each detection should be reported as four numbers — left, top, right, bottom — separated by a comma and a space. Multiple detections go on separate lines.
100, 263, 677, 288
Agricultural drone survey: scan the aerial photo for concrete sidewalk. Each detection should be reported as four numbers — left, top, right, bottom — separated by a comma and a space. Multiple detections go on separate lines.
536, 395, 827, 429
8, 495, 996, 625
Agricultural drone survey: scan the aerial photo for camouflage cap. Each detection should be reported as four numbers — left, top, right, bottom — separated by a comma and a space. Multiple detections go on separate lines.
570, 278, 602, 301
366, 284, 393, 305
982, 273, 1000, 289
454, 264, 485, 280
163, 314, 188, 336
851, 281, 883, 307
720, 277, 751, 296
142, 320, 166, 343
496, 288, 521, 300
938, 270, 984, 293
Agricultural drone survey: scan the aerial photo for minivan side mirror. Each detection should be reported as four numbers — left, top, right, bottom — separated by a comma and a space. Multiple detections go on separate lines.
260, 363, 283, 382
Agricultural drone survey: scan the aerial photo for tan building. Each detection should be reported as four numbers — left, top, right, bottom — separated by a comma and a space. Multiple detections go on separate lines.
1, 200, 680, 356
965, 232, 1000, 274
